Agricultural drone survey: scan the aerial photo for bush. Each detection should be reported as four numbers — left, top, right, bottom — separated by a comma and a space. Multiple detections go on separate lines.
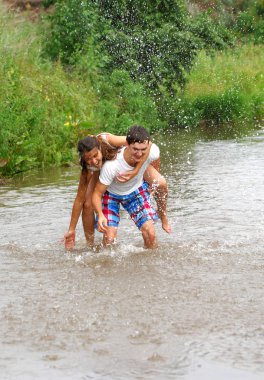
0, 6, 98, 176
42, 0, 57, 8
254, 19, 264, 42
235, 12, 255, 34
156, 88, 246, 128
0, 56, 80, 175
193, 88, 244, 125
42, 0, 95, 64
97, 1, 234, 96
256, 0, 264, 17
44, 0, 234, 98
156, 96, 202, 129
189, 12, 235, 50
232, 0, 264, 43
95, 70, 162, 134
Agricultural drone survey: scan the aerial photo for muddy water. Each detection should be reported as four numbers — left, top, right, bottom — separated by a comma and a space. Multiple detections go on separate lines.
0, 127, 264, 379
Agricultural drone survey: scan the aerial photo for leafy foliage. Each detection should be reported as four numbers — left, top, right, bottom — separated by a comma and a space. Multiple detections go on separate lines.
43, 0, 234, 98
193, 88, 244, 124
42, 0, 57, 8
233, 0, 264, 43
43, 0, 95, 64
95, 70, 163, 134
1, 1, 263, 177
95, 0, 234, 96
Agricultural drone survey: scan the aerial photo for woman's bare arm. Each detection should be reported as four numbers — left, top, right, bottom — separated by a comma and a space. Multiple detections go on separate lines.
150, 157, 160, 172
116, 142, 152, 182
103, 133, 126, 147
101, 132, 152, 182
64, 170, 93, 249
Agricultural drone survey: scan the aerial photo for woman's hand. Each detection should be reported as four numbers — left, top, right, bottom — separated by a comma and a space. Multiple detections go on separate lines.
116, 141, 152, 183
64, 230, 76, 250
116, 170, 137, 183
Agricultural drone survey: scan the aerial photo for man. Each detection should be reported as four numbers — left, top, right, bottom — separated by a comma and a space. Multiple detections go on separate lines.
92, 125, 171, 249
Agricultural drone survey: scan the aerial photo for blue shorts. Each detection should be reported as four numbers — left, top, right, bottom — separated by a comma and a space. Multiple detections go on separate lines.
99, 182, 158, 230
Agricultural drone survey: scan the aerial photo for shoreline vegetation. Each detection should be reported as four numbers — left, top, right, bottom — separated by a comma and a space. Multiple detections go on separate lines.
0, 0, 263, 177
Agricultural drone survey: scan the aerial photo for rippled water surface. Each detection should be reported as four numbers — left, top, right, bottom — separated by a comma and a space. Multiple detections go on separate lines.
0, 127, 264, 379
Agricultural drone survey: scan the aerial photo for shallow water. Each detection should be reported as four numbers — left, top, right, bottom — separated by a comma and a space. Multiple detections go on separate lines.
0, 127, 264, 379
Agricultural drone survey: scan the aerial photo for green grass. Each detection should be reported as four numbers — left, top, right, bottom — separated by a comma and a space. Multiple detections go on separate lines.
180, 44, 264, 125
0, 4, 99, 176
186, 45, 264, 96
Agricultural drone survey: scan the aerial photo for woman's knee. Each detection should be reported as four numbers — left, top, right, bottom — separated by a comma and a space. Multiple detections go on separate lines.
83, 198, 93, 212
156, 175, 167, 190
151, 176, 168, 196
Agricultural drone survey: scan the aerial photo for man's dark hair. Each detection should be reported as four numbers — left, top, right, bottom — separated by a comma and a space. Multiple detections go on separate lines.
126, 125, 150, 145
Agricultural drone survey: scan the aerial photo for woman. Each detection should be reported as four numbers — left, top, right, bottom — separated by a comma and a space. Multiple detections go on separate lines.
64, 133, 170, 249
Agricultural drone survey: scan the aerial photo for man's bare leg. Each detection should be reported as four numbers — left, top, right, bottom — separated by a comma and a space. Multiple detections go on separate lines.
102, 226, 118, 247
144, 166, 171, 233
140, 220, 158, 249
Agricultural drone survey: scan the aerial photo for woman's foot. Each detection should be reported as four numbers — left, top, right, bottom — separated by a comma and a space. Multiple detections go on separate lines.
158, 211, 172, 233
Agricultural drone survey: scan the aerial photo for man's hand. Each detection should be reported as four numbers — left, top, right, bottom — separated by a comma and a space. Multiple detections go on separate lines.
92, 181, 109, 234
97, 214, 107, 233
64, 230, 76, 250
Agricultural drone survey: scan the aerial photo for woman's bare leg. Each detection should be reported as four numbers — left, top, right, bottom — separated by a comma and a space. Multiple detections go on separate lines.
82, 172, 99, 246
144, 165, 171, 233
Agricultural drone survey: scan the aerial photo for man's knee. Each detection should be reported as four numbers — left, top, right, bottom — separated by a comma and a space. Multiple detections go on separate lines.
141, 221, 156, 241
103, 227, 117, 246
103, 235, 116, 245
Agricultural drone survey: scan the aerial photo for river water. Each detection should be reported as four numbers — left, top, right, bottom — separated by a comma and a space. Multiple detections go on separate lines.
0, 126, 264, 380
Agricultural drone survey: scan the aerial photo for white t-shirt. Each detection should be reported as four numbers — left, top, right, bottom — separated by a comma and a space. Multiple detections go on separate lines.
99, 143, 160, 195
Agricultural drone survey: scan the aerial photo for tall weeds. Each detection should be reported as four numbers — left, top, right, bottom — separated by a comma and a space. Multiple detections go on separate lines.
171, 45, 264, 128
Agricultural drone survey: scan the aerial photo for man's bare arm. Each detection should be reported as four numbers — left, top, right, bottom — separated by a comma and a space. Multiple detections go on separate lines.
92, 181, 108, 232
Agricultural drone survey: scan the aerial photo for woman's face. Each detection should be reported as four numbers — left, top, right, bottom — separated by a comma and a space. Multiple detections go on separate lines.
83, 147, 103, 169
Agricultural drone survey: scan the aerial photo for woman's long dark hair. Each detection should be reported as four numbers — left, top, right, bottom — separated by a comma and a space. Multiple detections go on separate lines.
77, 136, 100, 172
77, 135, 120, 172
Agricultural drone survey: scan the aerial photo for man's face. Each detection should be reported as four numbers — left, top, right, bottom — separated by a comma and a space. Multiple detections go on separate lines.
127, 141, 149, 163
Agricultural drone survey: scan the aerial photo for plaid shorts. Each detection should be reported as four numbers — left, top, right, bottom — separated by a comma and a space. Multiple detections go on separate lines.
100, 182, 158, 230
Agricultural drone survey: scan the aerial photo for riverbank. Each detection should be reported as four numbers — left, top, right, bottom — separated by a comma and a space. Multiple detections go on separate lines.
0, 1, 263, 177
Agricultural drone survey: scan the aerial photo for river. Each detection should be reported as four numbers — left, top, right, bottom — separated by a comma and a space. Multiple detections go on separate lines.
0, 126, 263, 379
